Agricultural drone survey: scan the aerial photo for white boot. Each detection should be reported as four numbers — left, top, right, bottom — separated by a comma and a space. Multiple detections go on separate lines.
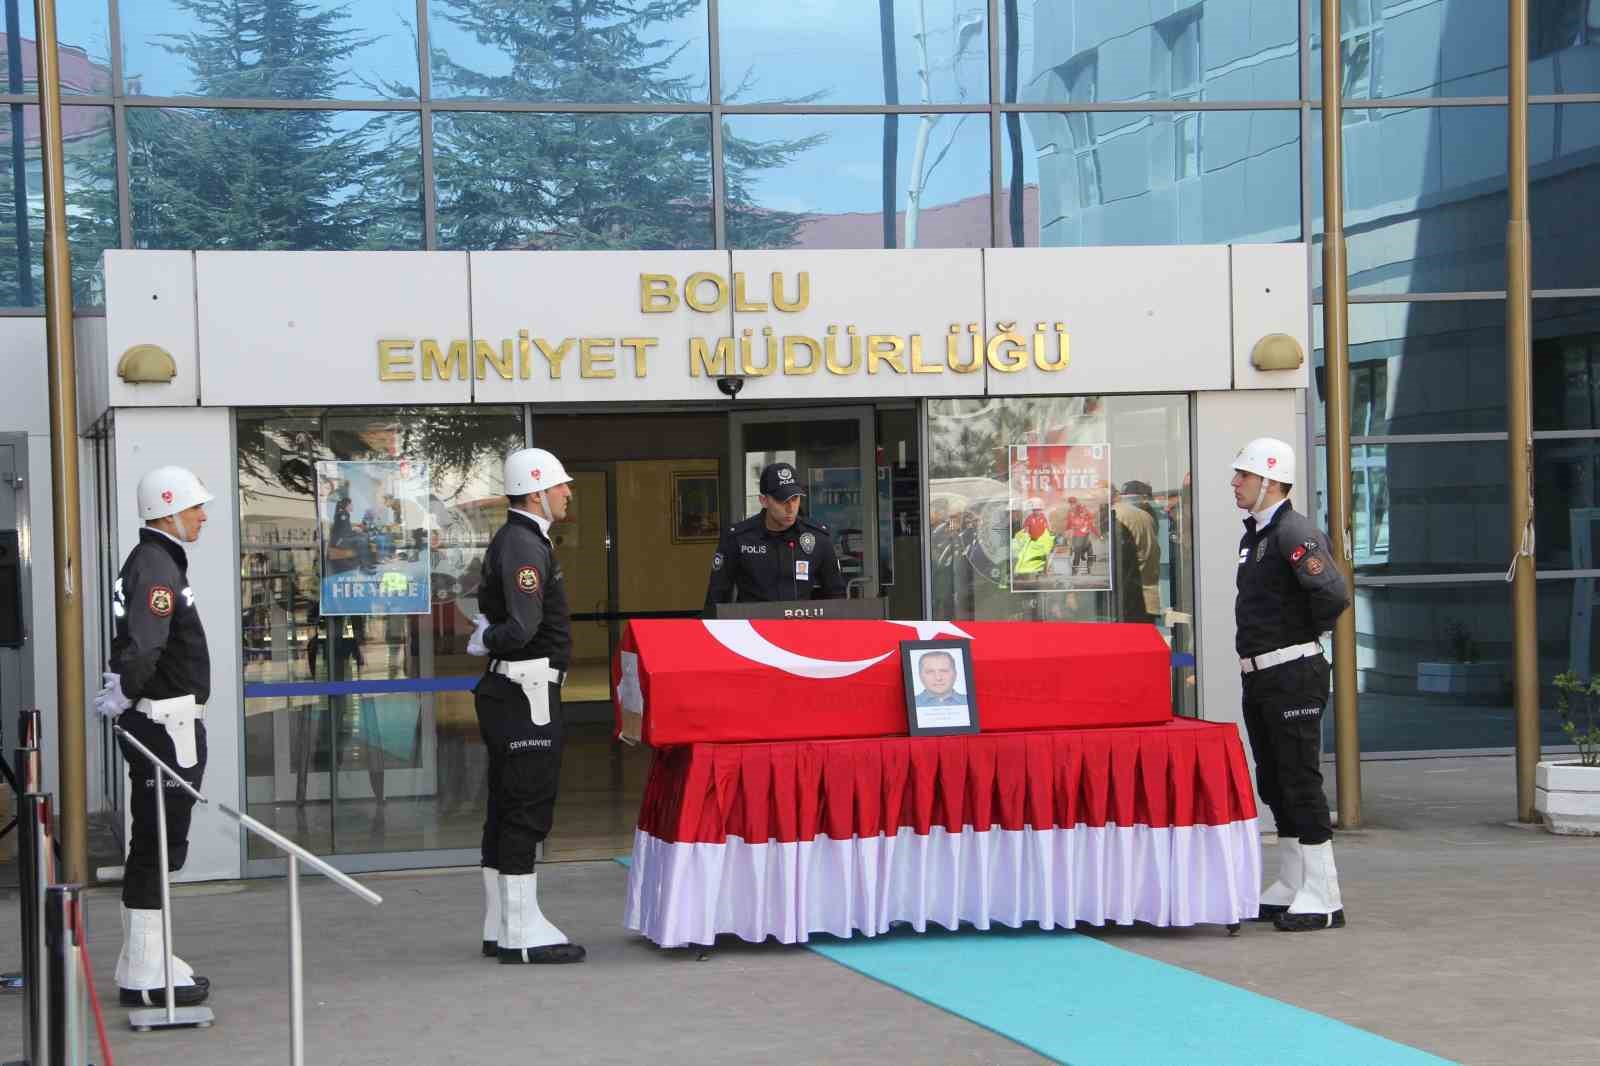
115, 906, 210, 1005
481, 866, 500, 956
497, 872, 585, 964
1256, 838, 1304, 919
1275, 841, 1345, 931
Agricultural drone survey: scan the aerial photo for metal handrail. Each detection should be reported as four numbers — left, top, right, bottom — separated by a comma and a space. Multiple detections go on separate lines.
215, 804, 383, 907
115, 721, 383, 1066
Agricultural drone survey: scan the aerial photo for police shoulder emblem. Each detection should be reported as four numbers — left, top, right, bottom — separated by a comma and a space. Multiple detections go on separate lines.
799, 532, 816, 555
711, 552, 724, 571
148, 585, 174, 617
516, 565, 541, 595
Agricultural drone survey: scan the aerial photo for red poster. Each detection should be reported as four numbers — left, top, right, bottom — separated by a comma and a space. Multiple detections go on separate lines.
1007, 444, 1112, 592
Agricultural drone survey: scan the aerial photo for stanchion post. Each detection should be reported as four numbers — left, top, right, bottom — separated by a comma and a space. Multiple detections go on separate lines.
26, 794, 53, 1066
45, 884, 86, 1066
289, 856, 304, 1066
114, 724, 213, 1033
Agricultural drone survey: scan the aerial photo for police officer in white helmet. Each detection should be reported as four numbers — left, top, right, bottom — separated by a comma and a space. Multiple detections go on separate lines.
1230, 438, 1352, 932
93, 466, 215, 1006
466, 448, 585, 964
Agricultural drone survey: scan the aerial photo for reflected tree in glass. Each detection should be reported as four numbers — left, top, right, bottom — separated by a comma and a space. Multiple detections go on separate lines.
118, 0, 422, 250
429, 0, 820, 249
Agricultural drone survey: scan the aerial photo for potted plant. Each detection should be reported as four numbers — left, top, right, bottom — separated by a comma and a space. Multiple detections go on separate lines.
1416, 620, 1507, 697
1535, 672, 1600, 835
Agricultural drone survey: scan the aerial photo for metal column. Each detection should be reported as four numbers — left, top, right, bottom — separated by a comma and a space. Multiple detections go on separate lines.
31, 0, 89, 883
1320, 0, 1362, 827
1506, 0, 1541, 820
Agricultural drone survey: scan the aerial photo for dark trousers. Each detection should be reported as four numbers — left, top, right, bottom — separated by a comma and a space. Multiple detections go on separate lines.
1241, 655, 1332, 846
118, 712, 208, 910
475, 672, 564, 875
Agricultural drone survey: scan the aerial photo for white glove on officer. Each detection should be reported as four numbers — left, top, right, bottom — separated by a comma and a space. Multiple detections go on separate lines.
94, 672, 132, 719
466, 614, 490, 657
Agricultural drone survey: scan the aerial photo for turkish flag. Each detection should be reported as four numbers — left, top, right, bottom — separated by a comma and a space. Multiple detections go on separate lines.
612, 619, 1171, 746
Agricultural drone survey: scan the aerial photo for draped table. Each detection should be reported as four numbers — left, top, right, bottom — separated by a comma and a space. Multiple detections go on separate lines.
624, 718, 1261, 948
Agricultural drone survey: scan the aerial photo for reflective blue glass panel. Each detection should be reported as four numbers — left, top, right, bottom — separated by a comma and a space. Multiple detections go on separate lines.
429, 0, 709, 103
123, 0, 419, 97
723, 113, 991, 249
1006, 0, 1300, 103
1000, 109, 1299, 247
434, 112, 712, 249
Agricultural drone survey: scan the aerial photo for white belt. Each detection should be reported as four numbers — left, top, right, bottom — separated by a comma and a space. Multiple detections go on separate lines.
136, 695, 204, 769
491, 658, 565, 727
1240, 642, 1322, 675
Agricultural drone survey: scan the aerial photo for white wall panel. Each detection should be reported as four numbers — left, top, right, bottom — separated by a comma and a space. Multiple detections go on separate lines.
985, 247, 1234, 395
469, 250, 730, 405
104, 251, 199, 409
114, 408, 242, 882
197, 252, 472, 407
729, 250, 986, 402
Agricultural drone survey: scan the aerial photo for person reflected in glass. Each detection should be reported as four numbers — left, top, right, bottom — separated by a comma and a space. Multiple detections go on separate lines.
1112, 480, 1162, 624
1011, 496, 1055, 583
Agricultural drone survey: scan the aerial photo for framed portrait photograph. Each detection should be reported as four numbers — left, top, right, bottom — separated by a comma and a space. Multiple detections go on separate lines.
671, 472, 720, 543
900, 639, 980, 737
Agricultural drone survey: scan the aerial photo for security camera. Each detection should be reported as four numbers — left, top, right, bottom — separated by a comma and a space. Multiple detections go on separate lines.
716, 375, 745, 399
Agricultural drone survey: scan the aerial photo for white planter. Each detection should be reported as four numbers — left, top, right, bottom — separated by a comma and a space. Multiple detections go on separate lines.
1535, 761, 1600, 836
1416, 661, 1507, 697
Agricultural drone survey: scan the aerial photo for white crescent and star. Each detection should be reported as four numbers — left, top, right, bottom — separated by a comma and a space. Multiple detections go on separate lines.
699, 619, 973, 680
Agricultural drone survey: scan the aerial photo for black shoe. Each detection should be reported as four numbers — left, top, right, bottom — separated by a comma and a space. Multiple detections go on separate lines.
1251, 903, 1289, 921
1274, 909, 1345, 932
498, 943, 586, 964
482, 939, 497, 958
119, 976, 211, 1007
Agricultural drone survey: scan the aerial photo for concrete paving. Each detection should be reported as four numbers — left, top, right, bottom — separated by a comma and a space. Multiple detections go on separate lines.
2, 754, 1597, 1065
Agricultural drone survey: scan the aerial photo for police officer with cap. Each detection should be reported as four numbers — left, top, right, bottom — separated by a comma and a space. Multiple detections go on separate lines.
93, 466, 215, 1007
1231, 437, 1351, 932
704, 460, 846, 612
466, 447, 585, 964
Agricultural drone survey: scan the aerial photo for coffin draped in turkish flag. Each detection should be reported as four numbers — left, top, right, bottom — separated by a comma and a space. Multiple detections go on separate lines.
612, 619, 1171, 746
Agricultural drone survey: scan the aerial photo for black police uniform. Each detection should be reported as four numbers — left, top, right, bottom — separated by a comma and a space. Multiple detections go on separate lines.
1236, 500, 1349, 847
475, 509, 571, 877
703, 513, 847, 611
109, 528, 210, 911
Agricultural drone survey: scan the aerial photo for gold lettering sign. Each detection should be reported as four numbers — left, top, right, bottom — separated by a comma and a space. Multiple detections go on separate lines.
380, 272, 1073, 385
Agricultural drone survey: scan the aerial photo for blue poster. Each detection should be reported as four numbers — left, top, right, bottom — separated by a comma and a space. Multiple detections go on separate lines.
316, 460, 433, 616
807, 466, 865, 582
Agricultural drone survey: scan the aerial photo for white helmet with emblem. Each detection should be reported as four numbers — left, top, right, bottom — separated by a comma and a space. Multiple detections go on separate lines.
138, 465, 214, 520
504, 448, 572, 497
1231, 438, 1296, 485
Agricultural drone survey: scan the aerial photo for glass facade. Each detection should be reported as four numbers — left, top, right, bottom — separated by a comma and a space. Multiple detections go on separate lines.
238, 407, 523, 857
928, 395, 1198, 716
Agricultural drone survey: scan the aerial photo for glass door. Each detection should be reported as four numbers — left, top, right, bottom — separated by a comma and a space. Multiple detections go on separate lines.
728, 407, 880, 598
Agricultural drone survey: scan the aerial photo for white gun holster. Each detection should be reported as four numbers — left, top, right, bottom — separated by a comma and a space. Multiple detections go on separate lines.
137, 695, 204, 769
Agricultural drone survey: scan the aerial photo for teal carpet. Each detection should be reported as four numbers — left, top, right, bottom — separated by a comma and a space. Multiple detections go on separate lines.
614, 857, 1452, 1065
809, 925, 1453, 1066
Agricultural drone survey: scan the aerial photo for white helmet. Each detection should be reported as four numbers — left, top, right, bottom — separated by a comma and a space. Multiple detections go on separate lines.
504, 447, 572, 497
138, 466, 214, 520
1231, 438, 1296, 485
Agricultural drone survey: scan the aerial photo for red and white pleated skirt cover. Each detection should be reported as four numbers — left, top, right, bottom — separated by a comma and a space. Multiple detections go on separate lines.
625, 721, 1262, 948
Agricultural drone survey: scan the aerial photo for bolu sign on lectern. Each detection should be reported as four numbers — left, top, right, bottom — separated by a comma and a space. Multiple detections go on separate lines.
711, 598, 887, 621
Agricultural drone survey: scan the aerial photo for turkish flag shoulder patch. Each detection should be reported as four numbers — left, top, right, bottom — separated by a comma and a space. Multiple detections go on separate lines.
516, 565, 541, 596
1289, 546, 1307, 565
148, 585, 175, 617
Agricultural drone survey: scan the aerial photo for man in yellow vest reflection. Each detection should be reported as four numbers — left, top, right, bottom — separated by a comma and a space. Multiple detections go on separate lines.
1011, 497, 1054, 578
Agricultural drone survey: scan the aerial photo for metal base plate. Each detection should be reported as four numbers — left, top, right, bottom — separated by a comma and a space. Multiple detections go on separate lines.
129, 1004, 215, 1031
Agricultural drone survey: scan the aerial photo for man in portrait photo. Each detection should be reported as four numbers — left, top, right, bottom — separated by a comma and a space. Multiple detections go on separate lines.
914, 650, 968, 707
